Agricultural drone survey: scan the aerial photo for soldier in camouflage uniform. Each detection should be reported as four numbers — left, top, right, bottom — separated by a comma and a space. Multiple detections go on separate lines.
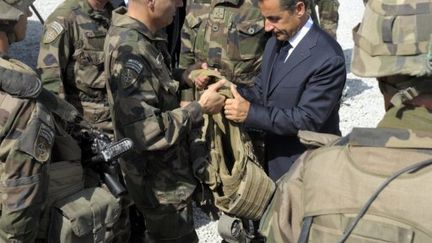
314, 0, 339, 39
37, 0, 114, 135
259, 0, 432, 242
103, 1, 226, 242
179, 0, 268, 86
37, 3, 134, 241
0, 1, 54, 241
179, 0, 269, 230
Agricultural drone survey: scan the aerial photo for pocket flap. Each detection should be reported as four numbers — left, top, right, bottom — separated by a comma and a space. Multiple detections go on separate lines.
76, 50, 105, 66
237, 19, 264, 36
53, 187, 121, 237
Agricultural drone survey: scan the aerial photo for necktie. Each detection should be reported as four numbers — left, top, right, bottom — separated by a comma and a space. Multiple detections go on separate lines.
277, 41, 292, 63
269, 41, 292, 86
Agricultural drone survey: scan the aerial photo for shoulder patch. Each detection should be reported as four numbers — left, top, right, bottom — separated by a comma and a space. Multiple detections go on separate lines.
43, 21, 65, 44
120, 58, 145, 88
34, 122, 55, 162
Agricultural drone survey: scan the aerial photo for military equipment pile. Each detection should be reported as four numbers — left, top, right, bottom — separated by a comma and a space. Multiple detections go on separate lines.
9, 0, 383, 242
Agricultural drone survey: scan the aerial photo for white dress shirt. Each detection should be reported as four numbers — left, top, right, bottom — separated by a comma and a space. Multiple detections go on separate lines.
283, 17, 314, 63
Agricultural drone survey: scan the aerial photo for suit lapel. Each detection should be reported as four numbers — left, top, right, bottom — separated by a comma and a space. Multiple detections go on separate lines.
267, 26, 319, 96
263, 38, 282, 105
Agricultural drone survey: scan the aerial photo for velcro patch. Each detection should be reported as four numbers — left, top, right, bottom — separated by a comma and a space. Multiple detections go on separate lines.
212, 8, 225, 19
34, 122, 55, 162
43, 21, 65, 44
120, 58, 144, 88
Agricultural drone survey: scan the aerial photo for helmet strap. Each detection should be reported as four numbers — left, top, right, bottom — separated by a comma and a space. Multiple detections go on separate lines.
390, 87, 419, 108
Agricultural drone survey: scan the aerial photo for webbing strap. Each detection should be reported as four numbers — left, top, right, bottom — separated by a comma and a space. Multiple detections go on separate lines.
369, 1, 432, 16
337, 158, 432, 243
297, 216, 313, 243
353, 24, 430, 56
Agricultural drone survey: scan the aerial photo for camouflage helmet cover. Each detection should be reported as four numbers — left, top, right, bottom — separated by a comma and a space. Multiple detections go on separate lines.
0, 0, 35, 22
351, 0, 432, 78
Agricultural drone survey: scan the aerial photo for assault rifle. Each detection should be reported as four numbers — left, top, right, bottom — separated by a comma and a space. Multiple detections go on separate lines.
81, 130, 133, 198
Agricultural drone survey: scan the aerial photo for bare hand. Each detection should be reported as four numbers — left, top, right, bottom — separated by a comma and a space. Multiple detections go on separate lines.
224, 85, 250, 123
183, 62, 206, 87
192, 63, 210, 90
198, 79, 226, 114
184, 62, 211, 89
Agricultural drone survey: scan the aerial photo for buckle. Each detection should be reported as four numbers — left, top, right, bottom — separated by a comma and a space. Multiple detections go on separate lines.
390, 87, 419, 107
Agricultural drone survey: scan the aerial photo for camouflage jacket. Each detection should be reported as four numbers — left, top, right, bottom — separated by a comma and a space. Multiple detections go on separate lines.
37, 0, 113, 132
259, 111, 432, 242
104, 8, 203, 204
179, 0, 268, 85
0, 56, 55, 242
314, 0, 339, 39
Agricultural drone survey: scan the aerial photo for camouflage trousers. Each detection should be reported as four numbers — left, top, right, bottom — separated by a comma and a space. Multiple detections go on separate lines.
315, 0, 339, 39
122, 166, 198, 243
0, 152, 48, 243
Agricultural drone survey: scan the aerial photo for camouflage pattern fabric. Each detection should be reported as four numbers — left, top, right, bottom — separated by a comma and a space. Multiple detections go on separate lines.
0, 56, 55, 243
180, 0, 269, 223
259, 107, 432, 243
188, 68, 226, 82
0, 1, 25, 22
0, 0, 34, 22
37, 2, 131, 240
37, 0, 114, 135
179, 0, 268, 85
189, 84, 275, 221
315, 0, 339, 39
351, 0, 432, 78
104, 7, 203, 243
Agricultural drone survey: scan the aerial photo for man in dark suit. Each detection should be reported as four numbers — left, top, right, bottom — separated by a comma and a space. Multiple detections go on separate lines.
224, 0, 346, 181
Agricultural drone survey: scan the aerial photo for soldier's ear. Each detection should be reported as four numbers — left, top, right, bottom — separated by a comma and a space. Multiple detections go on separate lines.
147, 0, 155, 9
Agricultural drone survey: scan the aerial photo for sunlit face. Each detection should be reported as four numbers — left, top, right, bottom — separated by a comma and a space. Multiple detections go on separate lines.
259, 0, 304, 41
153, 0, 183, 29
13, 7, 32, 42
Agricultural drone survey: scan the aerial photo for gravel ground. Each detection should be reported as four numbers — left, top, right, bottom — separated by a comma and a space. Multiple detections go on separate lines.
9, 1, 384, 242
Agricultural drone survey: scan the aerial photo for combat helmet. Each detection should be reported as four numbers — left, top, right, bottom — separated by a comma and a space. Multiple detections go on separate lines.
352, 0, 432, 105
352, 0, 432, 78
0, 0, 35, 43
0, 0, 34, 22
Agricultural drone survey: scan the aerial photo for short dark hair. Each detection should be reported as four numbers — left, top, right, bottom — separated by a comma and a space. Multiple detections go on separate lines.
279, 0, 309, 12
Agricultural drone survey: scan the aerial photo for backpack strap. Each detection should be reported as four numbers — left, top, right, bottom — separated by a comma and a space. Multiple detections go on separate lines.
297, 216, 313, 243
337, 157, 432, 243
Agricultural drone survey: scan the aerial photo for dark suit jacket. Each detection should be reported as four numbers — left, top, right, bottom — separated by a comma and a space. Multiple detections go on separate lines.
239, 24, 346, 181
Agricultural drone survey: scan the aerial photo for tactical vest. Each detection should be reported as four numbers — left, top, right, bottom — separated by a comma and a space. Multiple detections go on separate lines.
297, 129, 432, 243
193, 84, 275, 220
